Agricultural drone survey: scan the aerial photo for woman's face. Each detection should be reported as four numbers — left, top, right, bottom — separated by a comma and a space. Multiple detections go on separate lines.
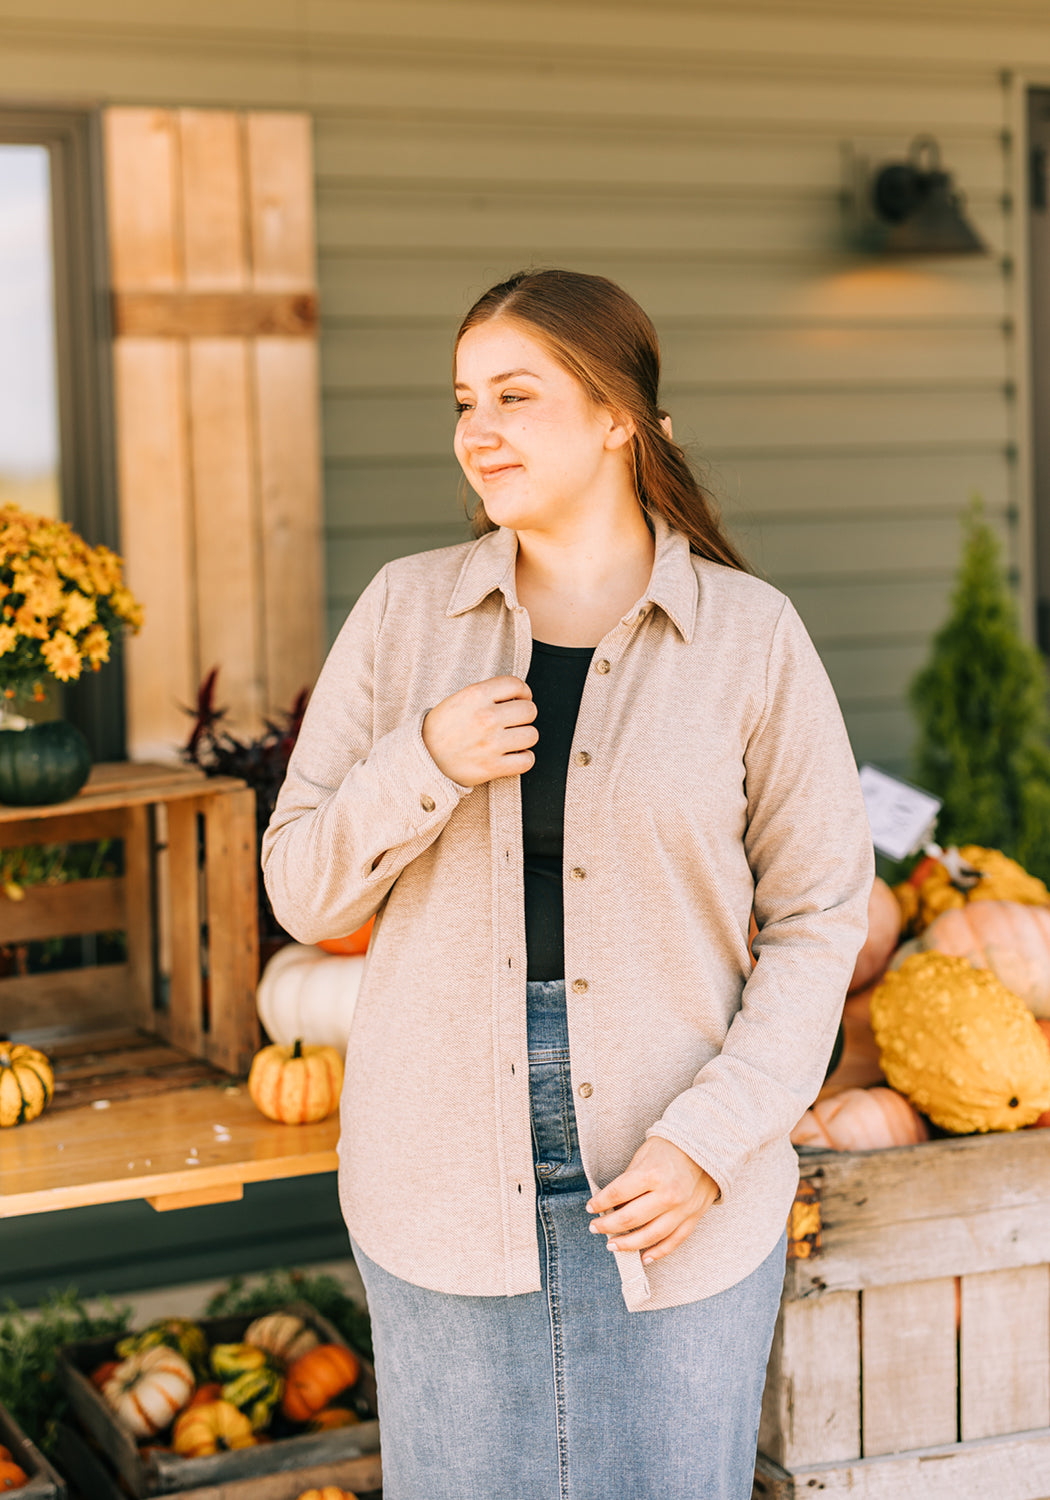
453, 319, 630, 533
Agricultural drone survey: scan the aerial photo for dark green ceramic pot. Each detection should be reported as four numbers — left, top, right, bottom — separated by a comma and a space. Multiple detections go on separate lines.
0, 720, 92, 806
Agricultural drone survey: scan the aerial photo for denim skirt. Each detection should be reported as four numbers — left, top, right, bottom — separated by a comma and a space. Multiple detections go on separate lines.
349, 978, 786, 1500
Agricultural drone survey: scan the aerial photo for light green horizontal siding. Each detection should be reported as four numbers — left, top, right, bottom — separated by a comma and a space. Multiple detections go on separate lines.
0, 0, 1033, 771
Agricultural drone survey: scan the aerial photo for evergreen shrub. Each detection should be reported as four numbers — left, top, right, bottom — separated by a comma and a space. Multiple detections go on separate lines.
908, 496, 1050, 884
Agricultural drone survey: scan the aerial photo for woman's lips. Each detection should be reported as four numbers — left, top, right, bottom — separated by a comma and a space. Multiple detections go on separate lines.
478, 464, 521, 480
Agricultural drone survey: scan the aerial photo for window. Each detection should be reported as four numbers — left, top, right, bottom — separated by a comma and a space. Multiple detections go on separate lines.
0, 108, 122, 758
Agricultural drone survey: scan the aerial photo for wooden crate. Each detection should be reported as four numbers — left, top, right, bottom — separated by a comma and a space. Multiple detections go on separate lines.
755, 1131, 1050, 1499
0, 1399, 67, 1498
58, 1301, 380, 1498
2, 762, 260, 1081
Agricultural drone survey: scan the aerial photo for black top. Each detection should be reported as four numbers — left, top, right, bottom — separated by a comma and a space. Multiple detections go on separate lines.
521, 638, 594, 981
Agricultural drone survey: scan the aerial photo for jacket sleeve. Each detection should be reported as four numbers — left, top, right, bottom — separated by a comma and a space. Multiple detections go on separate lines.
645, 596, 874, 1201
260, 566, 474, 945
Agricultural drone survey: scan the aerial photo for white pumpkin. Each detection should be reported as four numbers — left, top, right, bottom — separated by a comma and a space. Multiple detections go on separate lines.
256, 943, 365, 1054
102, 1345, 195, 1438
244, 1311, 319, 1365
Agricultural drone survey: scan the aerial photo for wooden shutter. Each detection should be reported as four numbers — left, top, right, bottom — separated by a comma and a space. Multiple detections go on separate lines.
103, 107, 324, 759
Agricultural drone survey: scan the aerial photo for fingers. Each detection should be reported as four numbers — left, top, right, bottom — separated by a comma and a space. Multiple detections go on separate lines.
586, 1166, 652, 1216
488, 675, 533, 703
603, 1208, 687, 1256
588, 1187, 662, 1240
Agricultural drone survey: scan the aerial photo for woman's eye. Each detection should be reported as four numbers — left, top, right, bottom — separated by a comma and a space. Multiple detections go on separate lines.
501, 393, 525, 404
454, 402, 472, 414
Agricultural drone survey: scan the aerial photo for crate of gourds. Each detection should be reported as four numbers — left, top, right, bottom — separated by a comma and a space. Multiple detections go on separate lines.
56, 1302, 380, 1498
754, 847, 1050, 1500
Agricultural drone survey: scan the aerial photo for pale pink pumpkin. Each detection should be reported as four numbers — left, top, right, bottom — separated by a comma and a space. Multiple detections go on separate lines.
791, 1086, 929, 1152
890, 900, 1050, 1018
848, 878, 903, 994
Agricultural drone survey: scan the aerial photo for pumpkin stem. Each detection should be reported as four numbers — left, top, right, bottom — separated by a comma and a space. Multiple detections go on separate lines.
292, 1039, 303, 1060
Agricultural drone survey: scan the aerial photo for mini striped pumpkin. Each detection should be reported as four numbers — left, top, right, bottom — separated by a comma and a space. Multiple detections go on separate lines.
0, 1041, 53, 1128
247, 1038, 343, 1125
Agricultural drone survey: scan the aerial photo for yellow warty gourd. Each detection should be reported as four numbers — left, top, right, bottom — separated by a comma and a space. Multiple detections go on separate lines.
870, 952, 1050, 1134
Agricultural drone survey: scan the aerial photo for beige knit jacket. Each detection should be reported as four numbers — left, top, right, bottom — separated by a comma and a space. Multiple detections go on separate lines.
261, 511, 874, 1312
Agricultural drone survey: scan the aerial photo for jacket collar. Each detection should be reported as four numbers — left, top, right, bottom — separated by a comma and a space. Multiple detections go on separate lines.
445, 510, 699, 644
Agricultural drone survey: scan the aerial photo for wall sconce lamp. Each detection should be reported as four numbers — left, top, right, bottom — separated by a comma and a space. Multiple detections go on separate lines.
845, 135, 988, 256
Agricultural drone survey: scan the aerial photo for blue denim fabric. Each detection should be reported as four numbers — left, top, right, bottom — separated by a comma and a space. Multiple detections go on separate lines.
350, 978, 786, 1500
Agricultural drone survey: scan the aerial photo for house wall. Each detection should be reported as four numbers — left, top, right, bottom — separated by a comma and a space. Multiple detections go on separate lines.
0, 0, 1046, 776
0, 0, 1048, 1302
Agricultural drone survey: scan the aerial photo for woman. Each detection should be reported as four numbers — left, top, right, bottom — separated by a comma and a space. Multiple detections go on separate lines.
261, 268, 874, 1499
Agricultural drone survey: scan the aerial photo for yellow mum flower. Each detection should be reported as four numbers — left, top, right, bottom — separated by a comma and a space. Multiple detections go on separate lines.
110, 586, 144, 631
0, 625, 17, 656
41, 631, 82, 682
14, 603, 49, 640
80, 625, 110, 666
62, 590, 96, 634
30, 580, 64, 621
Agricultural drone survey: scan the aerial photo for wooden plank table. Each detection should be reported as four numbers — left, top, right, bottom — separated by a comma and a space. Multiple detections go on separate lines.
0, 1078, 339, 1217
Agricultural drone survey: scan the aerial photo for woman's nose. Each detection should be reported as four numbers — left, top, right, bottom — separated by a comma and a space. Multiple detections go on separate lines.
459, 411, 501, 452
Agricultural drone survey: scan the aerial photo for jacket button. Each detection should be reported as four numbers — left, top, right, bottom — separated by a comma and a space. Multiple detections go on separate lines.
575, 751, 592, 766
578, 1082, 593, 1098
420, 794, 436, 812
594, 658, 611, 674
570, 867, 586, 880
572, 978, 588, 993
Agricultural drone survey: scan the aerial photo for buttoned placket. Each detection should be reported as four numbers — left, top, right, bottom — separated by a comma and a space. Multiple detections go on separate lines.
486, 569, 657, 1299
562, 601, 656, 1304
486, 580, 540, 1295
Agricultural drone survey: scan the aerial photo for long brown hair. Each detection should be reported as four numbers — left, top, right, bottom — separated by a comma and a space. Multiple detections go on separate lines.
454, 268, 749, 573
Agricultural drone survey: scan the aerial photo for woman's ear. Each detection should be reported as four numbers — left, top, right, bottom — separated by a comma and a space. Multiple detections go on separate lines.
659, 413, 673, 441
603, 411, 636, 452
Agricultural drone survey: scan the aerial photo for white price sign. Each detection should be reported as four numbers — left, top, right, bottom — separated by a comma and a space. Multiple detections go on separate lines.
858, 764, 942, 862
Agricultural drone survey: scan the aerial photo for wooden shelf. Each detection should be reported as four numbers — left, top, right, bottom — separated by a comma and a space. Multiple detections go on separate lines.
0, 1076, 339, 1218
0, 760, 324, 1218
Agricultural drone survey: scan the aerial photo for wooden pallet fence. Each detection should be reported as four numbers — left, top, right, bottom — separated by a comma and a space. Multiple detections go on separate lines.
754, 1131, 1050, 1499
103, 106, 325, 760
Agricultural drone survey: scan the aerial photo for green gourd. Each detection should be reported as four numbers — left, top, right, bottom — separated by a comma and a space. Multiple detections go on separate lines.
870, 951, 1050, 1134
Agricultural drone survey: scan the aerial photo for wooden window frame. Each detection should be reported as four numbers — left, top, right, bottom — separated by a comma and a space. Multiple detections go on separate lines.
0, 104, 124, 758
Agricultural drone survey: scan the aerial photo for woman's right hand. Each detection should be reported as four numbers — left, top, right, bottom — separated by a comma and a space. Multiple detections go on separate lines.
422, 676, 538, 787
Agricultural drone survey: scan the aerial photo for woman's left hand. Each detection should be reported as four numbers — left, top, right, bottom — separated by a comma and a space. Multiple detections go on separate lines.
585, 1138, 720, 1266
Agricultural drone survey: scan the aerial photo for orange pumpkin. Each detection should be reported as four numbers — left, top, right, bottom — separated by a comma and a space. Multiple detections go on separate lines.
282, 1344, 361, 1422
791, 1086, 929, 1152
296, 1488, 359, 1500
248, 1038, 343, 1124
891, 900, 1050, 1019
848, 878, 902, 993
185, 1382, 223, 1409
317, 917, 374, 956
0, 1459, 27, 1491
307, 1406, 361, 1431
0, 1451, 9, 1464
90, 1359, 120, 1390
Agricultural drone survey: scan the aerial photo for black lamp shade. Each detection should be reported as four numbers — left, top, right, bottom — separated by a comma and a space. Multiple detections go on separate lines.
864, 137, 987, 256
